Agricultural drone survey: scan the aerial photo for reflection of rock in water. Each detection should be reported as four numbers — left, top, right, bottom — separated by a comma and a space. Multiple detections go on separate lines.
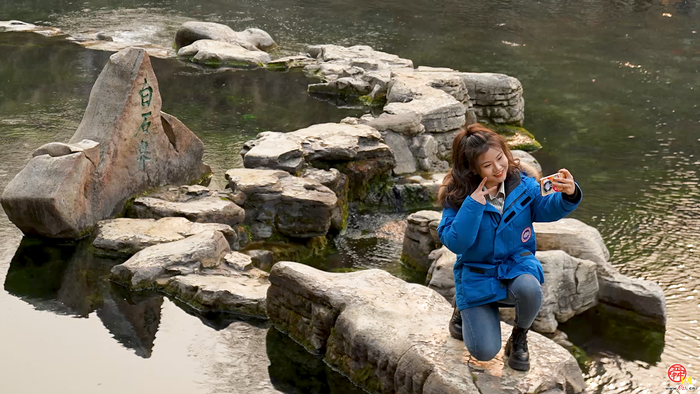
266, 327, 366, 394
4, 237, 164, 358
96, 287, 162, 358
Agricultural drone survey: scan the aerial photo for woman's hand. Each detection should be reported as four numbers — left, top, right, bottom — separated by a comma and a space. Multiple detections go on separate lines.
553, 168, 576, 195
471, 177, 497, 205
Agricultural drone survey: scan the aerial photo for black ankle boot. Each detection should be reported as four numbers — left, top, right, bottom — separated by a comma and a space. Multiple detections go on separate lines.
504, 325, 530, 371
449, 298, 463, 340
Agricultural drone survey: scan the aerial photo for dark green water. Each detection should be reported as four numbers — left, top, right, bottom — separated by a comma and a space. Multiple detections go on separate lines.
1, 1, 699, 393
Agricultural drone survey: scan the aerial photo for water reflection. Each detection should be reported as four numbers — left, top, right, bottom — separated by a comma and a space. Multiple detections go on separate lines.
5, 237, 163, 358
266, 327, 366, 394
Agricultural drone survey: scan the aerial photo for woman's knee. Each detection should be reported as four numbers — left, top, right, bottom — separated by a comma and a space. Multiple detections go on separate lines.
510, 274, 542, 304
465, 340, 501, 361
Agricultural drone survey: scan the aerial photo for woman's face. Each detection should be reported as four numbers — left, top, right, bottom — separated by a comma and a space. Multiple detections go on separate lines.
477, 147, 508, 187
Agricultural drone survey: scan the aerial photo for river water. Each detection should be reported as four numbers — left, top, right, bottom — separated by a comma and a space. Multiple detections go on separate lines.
1, 1, 699, 393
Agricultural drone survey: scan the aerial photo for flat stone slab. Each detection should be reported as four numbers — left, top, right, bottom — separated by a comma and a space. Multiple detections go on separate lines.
161, 271, 268, 318
129, 185, 245, 227
110, 230, 231, 290
267, 262, 585, 394
178, 39, 271, 68
93, 217, 237, 256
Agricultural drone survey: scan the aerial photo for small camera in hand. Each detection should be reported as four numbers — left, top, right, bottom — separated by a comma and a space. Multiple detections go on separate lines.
540, 173, 561, 196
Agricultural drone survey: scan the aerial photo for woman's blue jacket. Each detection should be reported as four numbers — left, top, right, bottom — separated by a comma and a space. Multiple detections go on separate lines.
437, 171, 582, 311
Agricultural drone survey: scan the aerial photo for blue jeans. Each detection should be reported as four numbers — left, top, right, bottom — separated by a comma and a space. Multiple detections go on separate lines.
460, 274, 542, 361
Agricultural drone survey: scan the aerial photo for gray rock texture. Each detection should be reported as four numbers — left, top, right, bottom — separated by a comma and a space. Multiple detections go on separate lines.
533, 251, 599, 334
267, 261, 585, 394
426, 246, 457, 302
240, 123, 395, 200
93, 217, 238, 257
361, 173, 444, 213
401, 210, 442, 274
160, 267, 268, 317
534, 218, 667, 326
225, 168, 337, 240
128, 185, 245, 228
1, 48, 211, 239
459, 72, 525, 125
304, 44, 413, 102
511, 150, 542, 176
110, 230, 231, 290
175, 21, 276, 51
177, 39, 271, 69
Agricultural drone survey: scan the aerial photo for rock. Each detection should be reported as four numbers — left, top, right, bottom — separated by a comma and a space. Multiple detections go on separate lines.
175, 21, 276, 51
362, 173, 444, 212
0, 20, 62, 36
224, 251, 255, 271
160, 270, 268, 318
535, 219, 666, 326
534, 218, 610, 265
244, 249, 274, 271
533, 251, 599, 334
511, 150, 542, 175
386, 68, 469, 133
93, 217, 237, 257
459, 73, 524, 125
301, 168, 349, 232
401, 210, 442, 274
381, 130, 416, 175
110, 230, 231, 290
596, 264, 667, 326
303, 44, 413, 103
225, 168, 337, 240
1, 48, 211, 239
361, 112, 425, 136
426, 246, 457, 302
178, 39, 271, 68
241, 123, 395, 200
267, 262, 585, 394
128, 185, 245, 227
267, 55, 316, 71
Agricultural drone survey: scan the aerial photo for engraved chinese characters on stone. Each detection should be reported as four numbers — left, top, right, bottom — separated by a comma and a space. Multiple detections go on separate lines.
136, 78, 153, 170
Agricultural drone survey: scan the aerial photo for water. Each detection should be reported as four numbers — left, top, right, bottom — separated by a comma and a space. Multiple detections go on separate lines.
1, 1, 699, 393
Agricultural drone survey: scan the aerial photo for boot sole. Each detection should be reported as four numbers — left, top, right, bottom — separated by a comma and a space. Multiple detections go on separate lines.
507, 356, 530, 371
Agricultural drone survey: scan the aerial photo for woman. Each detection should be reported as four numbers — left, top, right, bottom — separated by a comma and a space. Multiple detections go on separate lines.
437, 123, 582, 371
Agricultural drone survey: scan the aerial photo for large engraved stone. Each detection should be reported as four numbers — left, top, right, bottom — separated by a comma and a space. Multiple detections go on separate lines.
1, 48, 210, 238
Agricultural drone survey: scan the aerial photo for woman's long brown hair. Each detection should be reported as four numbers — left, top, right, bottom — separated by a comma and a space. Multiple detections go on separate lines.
437, 123, 520, 209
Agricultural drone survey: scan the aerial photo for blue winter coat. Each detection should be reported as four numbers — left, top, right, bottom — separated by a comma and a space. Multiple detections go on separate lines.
437, 171, 582, 311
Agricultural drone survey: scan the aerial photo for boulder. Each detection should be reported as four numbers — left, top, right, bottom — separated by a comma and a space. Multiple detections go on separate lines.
225, 168, 337, 240
110, 230, 231, 290
532, 251, 599, 334
1, 48, 211, 239
534, 219, 610, 265
386, 68, 470, 134
267, 262, 585, 394
536, 218, 666, 326
240, 123, 395, 200
511, 150, 542, 176
177, 40, 271, 68
128, 185, 245, 227
304, 44, 413, 104
93, 217, 238, 257
301, 168, 349, 232
426, 246, 457, 302
459, 73, 524, 125
401, 210, 442, 274
160, 267, 269, 318
362, 173, 444, 213
175, 21, 276, 51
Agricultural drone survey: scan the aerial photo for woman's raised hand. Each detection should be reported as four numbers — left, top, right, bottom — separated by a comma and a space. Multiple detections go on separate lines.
471, 177, 497, 205
553, 168, 576, 195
